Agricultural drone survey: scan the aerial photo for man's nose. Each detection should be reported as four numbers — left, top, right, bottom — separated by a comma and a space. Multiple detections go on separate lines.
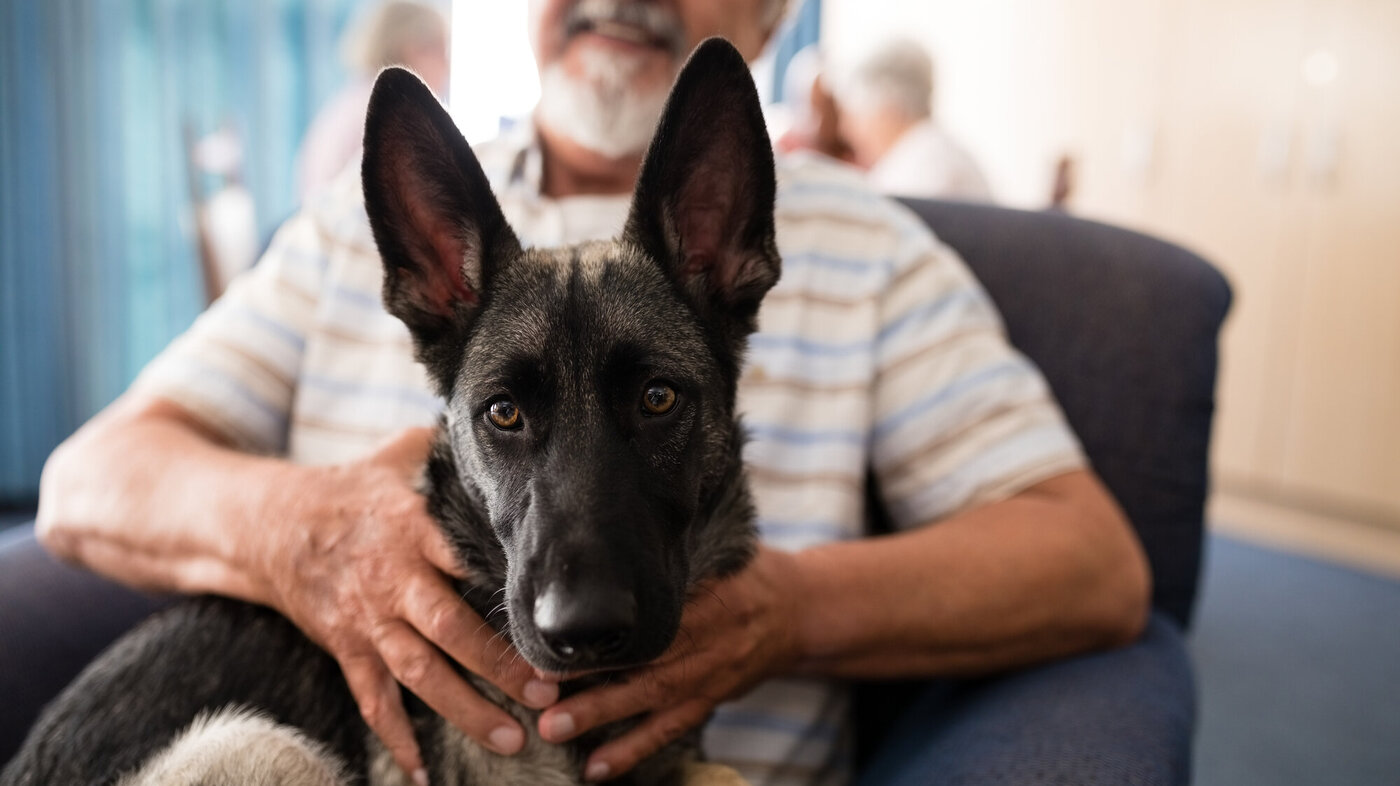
532, 580, 638, 663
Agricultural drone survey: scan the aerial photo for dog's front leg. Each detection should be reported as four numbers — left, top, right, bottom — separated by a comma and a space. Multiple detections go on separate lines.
115, 708, 350, 786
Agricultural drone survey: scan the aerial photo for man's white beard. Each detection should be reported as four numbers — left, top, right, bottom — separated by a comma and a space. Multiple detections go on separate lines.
535, 47, 673, 160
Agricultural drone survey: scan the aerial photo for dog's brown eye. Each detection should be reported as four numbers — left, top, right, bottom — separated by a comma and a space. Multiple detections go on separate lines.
641, 383, 677, 415
487, 399, 522, 429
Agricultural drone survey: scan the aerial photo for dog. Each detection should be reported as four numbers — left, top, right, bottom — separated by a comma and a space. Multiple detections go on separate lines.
3, 37, 779, 786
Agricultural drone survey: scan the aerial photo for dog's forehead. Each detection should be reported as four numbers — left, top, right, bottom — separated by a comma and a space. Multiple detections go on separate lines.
460, 240, 710, 383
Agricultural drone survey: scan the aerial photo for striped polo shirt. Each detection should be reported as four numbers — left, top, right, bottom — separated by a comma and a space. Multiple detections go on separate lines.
133, 126, 1083, 786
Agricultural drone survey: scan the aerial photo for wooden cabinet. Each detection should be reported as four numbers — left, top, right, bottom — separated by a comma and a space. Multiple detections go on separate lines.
1269, 0, 1400, 516
1135, 0, 1400, 518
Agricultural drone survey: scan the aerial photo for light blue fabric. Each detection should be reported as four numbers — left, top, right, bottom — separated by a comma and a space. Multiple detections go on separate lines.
770, 0, 822, 102
0, 0, 364, 499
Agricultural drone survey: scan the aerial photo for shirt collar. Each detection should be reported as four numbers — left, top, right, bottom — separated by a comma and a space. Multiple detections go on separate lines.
488, 118, 545, 199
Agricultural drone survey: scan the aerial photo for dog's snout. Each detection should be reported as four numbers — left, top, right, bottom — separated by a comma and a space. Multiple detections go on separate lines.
533, 581, 637, 663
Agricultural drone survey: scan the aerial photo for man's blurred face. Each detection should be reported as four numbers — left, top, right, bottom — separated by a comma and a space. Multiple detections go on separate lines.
529, 0, 772, 159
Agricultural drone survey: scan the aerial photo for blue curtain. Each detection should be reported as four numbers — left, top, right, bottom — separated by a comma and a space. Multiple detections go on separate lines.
0, 0, 366, 501
770, 0, 822, 103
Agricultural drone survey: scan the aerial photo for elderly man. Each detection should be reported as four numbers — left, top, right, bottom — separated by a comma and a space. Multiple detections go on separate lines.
15, 1, 1153, 784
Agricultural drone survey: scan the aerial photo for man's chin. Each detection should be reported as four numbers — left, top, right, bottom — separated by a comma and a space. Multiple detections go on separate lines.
535, 61, 672, 161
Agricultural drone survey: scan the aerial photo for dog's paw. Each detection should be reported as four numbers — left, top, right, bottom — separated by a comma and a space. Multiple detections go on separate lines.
680, 761, 751, 786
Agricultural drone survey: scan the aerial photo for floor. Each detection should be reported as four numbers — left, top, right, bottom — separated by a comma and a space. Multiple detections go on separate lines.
1210, 492, 1400, 579
1190, 532, 1400, 786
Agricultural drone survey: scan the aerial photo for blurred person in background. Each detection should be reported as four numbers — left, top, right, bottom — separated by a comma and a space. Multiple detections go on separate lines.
773, 44, 856, 163
23, 1, 1156, 785
296, 0, 450, 201
837, 38, 993, 202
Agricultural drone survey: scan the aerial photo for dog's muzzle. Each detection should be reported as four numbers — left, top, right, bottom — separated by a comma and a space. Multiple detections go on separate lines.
532, 581, 638, 664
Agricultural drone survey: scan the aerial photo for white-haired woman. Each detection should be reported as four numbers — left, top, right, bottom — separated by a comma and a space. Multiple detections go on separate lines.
838, 38, 993, 202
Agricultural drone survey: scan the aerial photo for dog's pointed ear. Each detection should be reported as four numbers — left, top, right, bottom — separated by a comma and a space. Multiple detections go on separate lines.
362, 67, 520, 391
623, 38, 780, 328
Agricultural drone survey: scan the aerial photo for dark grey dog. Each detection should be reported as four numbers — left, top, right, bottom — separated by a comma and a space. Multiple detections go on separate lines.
3, 38, 778, 786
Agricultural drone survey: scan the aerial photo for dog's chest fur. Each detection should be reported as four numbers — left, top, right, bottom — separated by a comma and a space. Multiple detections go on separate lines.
370, 677, 688, 786
368, 687, 578, 786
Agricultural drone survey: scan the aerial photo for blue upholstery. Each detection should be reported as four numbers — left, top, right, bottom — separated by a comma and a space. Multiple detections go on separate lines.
0, 526, 171, 763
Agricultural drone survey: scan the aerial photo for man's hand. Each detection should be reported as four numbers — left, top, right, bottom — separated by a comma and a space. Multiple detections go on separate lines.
536, 546, 804, 782
255, 428, 560, 782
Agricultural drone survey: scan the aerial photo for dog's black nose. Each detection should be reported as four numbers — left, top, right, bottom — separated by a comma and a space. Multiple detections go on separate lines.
533, 582, 637, 663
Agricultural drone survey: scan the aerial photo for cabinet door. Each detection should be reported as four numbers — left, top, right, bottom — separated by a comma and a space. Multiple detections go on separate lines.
1274, 0, 1400, 514
1139, 0, 1312, 493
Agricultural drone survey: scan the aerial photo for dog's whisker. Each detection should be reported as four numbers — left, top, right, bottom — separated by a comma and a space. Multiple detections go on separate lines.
492, 636, 510, 663
677, 651, 695, 689
676, 624, 698, 655
699, 585, 737, 618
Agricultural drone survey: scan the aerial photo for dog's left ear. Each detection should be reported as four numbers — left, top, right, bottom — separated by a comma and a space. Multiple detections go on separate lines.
623, 38, 780, 329
362, 67, 521, 392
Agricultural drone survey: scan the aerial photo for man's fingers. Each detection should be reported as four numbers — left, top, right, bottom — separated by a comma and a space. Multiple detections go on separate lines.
375, 426, 436, 465
540, 669, 675, 743
582, 701, 712, 782
420, 526, 468, 579
339, 653, 426, 785
372, 619, 528, 755
398, 572, 556, 709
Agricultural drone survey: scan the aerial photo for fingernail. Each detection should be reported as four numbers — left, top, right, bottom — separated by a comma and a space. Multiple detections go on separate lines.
585, 761, 611, 781
489, 724, 525, 755
547, 712, 576, 740
413, 768, 429, 786
524, 678, 559, 708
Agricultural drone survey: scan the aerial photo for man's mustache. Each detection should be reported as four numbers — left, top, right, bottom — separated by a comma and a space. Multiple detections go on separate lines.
561, 0, 687, 58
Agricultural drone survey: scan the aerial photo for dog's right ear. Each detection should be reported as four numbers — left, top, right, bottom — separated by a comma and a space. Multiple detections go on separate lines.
623, 38, 780, 334
362, 67, 520, 391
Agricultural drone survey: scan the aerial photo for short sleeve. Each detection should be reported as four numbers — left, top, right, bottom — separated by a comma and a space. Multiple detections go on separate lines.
869, 210, 1084, 528
129, 211, 329, 454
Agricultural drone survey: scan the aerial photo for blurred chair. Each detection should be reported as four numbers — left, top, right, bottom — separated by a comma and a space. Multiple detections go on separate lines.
184, 122, 259, 304
855, 198, 1231, 784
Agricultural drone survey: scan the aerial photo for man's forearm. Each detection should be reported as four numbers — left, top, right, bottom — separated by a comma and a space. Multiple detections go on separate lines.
35, 394, 295, 605
789, 469, 1151, 679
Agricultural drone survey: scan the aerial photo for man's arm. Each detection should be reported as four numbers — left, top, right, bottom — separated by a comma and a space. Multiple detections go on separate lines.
40, 395, 295, 602
790, 468, 1149, 677
36, 393, 558, 780
536, 468, 1149, 780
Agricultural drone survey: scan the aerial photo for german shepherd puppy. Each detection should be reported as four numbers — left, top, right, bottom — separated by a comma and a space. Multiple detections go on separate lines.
4, 38, 778, 786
